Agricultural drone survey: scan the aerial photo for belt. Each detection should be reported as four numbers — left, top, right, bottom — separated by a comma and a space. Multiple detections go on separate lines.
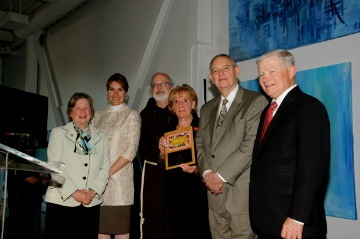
140, 159, 157, 238
144, 160, 157, 166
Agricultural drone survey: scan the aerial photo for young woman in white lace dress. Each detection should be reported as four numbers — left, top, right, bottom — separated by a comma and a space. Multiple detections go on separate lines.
93, 73, 141, 239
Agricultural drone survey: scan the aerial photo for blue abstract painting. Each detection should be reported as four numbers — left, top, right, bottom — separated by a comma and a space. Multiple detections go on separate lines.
230, 0, 360, 61
241, 63, 356, 220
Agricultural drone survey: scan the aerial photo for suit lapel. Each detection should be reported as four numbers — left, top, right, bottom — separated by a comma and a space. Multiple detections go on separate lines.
210, 97, 220, 147
257, 86, 300, 150
89, 125, 102, 145
64, 122, 77, 143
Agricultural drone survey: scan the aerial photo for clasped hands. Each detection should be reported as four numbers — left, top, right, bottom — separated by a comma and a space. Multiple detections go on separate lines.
72, 189, 96, 205
204, 172, 224, 195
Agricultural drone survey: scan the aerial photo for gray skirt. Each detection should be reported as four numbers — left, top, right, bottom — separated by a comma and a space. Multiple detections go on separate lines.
99, 205, 131, 234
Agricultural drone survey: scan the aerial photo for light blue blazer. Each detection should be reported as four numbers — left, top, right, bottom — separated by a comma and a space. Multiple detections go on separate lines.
44, 122, 110, 207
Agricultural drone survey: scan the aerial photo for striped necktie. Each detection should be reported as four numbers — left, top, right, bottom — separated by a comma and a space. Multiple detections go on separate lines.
216, 99, 228, 131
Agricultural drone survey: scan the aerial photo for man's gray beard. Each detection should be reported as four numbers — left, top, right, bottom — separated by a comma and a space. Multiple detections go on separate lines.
153, 94, 169, 102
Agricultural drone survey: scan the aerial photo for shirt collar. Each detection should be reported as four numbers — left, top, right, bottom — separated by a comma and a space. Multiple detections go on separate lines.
108, 103, 125, 112
220, 84, 239, 111
273, 84, 297, 106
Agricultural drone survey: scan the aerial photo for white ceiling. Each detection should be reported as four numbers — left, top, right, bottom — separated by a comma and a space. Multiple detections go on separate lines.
0, 0, 90, 54
0, 0, 49, 48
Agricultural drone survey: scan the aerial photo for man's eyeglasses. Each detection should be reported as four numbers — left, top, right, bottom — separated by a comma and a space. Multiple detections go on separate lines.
151, 82, 171, 88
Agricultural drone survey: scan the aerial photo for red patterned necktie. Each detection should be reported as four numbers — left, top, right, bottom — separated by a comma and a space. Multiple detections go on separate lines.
259, 102, 278, 142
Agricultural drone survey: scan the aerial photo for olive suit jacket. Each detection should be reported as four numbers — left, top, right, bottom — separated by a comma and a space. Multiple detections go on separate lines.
196, 86, 268, 214
250, 86, 330, 237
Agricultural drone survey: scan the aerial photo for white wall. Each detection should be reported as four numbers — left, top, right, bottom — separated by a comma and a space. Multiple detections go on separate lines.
43, 0, 170, 128
23, 0, 193, 129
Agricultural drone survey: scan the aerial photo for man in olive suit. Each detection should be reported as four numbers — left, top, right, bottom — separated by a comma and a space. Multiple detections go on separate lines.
196, 53, 268, 239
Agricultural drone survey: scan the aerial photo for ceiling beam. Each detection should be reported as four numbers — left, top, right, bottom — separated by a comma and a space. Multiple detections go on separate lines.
14, 0, 91, 39
0, 11, 29, 30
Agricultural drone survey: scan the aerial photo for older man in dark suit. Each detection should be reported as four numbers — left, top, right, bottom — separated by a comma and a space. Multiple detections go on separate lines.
196, 53, 268, 239
250, 49, 330, 239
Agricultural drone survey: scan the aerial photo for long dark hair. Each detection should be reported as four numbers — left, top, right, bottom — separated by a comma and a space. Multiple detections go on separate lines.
106, 73, 129, 92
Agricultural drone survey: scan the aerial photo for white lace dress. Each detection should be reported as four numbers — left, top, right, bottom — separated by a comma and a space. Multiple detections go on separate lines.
93, 103, 141, 206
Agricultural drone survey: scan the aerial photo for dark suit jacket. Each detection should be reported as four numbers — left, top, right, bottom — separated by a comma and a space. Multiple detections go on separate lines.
196, 86, 268, 214
250, 86, 330, 237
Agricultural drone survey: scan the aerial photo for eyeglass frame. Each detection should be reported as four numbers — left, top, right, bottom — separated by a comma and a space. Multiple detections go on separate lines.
150, 81, 172, 88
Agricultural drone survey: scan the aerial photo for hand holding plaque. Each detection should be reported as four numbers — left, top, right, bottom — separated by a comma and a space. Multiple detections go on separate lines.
164, 126, 195, 170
